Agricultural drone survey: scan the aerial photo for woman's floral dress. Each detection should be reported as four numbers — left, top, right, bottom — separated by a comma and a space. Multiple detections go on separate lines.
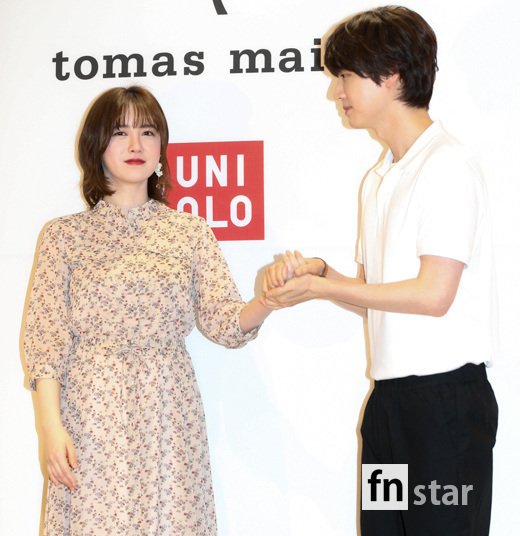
24, 199, 258, 535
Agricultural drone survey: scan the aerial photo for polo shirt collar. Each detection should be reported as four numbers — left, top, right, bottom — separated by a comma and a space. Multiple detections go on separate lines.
373, 120, 443, 178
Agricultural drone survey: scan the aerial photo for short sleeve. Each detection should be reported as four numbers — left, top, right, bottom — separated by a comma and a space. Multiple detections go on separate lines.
23, 220, 74, 390
416, 149, 485, 266
355, 227, 364, 266
192, 219, 259, 348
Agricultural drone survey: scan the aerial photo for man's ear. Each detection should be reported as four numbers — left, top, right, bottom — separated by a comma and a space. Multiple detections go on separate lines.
382, 72, 401, 90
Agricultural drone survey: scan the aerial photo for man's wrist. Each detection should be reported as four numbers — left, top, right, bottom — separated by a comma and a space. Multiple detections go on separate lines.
312, 257, 328, 277
309, 271, 327, 299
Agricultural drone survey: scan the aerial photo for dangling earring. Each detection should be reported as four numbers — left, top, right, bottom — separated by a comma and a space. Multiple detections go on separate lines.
154, 161, 165, 195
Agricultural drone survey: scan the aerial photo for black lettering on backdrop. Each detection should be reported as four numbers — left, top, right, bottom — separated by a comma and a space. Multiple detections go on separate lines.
151, 53, 178, 77
279, 49, 304, 73
103, 54, 147, 78
52, 51, 70, 81
229, 40, 322, 74
51, 39, 323, 81
212, 0, 227, 15
52, 50, 205, 80
74, 56, 98, 80
311, 38, 324, 72
229, 49, 276, 74
183, 51, 205, 75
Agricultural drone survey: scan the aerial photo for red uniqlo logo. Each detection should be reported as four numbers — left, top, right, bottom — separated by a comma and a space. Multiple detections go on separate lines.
166, 141, 264, 241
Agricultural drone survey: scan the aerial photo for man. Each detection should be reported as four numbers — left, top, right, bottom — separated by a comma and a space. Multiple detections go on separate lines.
263, 6, 498, 535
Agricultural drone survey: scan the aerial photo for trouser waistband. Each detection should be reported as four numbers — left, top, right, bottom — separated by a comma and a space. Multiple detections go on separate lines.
374, 363, 487, 391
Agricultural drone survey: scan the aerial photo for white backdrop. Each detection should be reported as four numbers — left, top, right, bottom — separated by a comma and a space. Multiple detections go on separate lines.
1, 0, 519, 534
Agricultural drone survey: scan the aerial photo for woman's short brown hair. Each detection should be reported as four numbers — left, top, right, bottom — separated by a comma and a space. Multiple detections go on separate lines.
78, 86, 171, 207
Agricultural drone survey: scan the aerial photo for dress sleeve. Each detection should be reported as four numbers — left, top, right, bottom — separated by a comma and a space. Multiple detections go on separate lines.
23, 220, 74, 390
192, 219, 259, 348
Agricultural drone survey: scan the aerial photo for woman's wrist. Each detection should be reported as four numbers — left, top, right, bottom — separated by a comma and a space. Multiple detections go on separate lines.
40, 417, 64, 433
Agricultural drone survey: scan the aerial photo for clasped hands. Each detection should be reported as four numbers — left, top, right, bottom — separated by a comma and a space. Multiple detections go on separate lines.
261, 251, 326, 309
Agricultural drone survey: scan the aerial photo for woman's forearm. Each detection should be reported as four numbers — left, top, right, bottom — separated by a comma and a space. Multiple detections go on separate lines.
34, 378, 63, 430
239, 298, 272, 333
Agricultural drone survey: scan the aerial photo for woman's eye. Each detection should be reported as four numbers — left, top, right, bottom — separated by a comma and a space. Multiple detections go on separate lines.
143, 129, 156, 136
112, 129, 126, 136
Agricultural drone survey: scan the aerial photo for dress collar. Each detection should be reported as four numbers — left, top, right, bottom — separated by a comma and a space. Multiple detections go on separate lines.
93, 198, 161, 221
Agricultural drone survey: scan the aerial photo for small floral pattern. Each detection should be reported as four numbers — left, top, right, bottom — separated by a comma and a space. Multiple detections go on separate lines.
24, 199, 258, 535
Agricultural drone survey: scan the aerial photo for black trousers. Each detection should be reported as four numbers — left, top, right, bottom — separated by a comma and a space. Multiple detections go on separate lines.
361, 363, 498, 536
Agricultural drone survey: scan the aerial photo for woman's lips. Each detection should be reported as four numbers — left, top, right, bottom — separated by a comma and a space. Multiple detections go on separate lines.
125, 159, 145, 165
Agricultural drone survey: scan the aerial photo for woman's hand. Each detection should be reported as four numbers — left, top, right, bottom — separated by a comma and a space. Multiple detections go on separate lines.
263, 252, 296, 293
35, 379, 78, 491
41, 423, 78, 491
263, 251, 326, 292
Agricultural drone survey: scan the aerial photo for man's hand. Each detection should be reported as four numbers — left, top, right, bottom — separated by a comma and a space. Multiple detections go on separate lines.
263, 272, 317, 309
263, 251, 325, 293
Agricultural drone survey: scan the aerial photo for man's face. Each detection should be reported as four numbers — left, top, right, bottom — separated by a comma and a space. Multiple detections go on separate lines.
333, 70, 396, 130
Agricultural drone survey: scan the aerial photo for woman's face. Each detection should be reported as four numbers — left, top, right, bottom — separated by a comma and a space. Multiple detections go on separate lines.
101, 108, 161, 191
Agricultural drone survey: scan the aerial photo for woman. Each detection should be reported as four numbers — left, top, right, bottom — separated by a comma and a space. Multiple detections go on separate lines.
24, 86, 271, 535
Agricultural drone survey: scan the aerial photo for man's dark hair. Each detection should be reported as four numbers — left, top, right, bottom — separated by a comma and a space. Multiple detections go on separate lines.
324, 5, 438, 109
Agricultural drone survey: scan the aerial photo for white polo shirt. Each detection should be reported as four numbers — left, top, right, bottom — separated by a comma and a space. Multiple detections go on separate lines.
357, 121, 497, 380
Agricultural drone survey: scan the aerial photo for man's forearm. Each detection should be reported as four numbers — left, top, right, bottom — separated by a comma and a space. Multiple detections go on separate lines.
313, 276, 442, 316
312, 255, 464, 317
266, 255, 464, 317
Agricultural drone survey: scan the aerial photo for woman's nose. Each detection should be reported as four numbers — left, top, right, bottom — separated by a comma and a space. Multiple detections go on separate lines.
128, 131, 142, 152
